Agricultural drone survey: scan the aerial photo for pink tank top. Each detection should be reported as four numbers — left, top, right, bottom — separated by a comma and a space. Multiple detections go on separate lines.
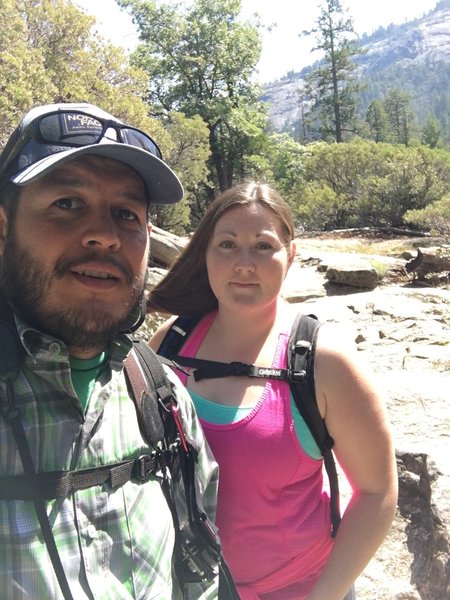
176, 311, 334, 598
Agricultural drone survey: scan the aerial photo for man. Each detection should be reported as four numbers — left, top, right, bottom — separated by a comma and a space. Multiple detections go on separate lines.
0, 103, 219, 599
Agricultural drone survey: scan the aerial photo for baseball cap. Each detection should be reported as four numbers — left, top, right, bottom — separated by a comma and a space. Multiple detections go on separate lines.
0, 103, 183, 205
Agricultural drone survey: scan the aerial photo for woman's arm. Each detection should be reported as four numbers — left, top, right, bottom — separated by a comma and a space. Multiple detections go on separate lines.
306, 324, 398, 600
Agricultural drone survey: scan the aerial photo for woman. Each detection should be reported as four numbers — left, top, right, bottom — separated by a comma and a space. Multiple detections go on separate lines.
148, 182, 398, 600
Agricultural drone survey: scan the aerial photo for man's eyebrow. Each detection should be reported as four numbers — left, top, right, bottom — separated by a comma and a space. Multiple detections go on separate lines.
38, 174, 148, 205
40, 173, 86, 189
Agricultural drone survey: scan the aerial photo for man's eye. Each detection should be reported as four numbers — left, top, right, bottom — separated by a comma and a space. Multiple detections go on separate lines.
54, 197, 81, 210
117, 208, 139, 222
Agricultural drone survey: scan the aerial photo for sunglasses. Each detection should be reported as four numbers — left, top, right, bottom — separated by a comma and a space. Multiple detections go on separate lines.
1, 109, 163, 179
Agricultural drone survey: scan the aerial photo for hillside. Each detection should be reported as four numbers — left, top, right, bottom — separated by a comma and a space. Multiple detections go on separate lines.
262, 0, 450, 132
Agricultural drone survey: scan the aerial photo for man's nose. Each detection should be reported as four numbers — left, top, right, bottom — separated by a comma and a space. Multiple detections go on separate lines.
81, 212, 121, 251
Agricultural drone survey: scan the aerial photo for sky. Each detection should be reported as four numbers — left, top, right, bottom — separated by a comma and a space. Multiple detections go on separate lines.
75, 0, 439, 83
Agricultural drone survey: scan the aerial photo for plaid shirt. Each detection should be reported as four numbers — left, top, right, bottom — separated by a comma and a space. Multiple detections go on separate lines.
0, 316, 219, 599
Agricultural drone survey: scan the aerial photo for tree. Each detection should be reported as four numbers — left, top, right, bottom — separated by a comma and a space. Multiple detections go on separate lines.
383, 88, 416, 146
0, 0, 212, 233
421, 113, 441, 148
0, 0, 55, 145
118, 0, 268, 193
301, 0, 366, 142
153, 111, 210, 232
365, 100, 389, 143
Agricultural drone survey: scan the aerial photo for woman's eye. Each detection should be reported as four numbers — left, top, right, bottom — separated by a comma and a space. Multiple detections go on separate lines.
256, 241, 273, 250
218, 240, 236, 249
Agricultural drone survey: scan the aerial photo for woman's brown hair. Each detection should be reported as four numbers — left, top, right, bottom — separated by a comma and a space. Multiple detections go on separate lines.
147, 182, 295, 316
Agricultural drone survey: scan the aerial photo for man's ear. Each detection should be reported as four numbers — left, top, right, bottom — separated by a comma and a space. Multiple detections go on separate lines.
0, 205, 8, 257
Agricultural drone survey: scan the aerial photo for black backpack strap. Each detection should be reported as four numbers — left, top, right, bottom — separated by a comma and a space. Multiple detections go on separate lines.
127, 340, 239, 598
125, 342, 172, 445
157, 315, 202, 358
0, 297, 25, 371
157, 315, 291, 382
288, 314, 341, 537
3, 379, 75, 600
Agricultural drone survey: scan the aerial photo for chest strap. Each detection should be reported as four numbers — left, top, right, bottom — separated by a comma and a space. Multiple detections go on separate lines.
169, 354, 292, 382
0, 454, 160, 500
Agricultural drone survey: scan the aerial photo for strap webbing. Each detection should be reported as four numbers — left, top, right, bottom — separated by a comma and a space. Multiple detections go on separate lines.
0, 455, 157, 500
4, 379, 75, 600
288, 314, 341, 536
169, 354, 291, 382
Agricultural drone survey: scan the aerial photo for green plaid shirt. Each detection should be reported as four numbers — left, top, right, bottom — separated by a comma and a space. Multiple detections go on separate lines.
0, 316, 219, 599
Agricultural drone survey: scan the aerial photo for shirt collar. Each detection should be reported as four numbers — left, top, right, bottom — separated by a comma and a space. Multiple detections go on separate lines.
14, 314, 133, 366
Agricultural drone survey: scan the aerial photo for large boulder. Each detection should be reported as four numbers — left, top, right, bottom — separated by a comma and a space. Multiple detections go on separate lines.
150, 226, 187, 267
325, 260, 379, 289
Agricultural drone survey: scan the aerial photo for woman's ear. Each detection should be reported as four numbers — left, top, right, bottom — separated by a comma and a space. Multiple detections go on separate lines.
288, 240, 296, 267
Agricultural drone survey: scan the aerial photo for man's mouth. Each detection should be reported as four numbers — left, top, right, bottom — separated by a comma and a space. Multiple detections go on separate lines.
74, 270, 118, 280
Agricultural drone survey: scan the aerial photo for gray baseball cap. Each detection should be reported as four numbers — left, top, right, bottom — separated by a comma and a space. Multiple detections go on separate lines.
0, 102, 183, 205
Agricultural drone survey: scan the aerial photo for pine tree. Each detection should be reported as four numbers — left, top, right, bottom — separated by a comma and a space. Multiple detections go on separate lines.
301, 0, 366, 142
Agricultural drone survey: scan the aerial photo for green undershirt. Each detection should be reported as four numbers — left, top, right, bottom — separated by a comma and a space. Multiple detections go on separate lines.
70, 352, 109, 412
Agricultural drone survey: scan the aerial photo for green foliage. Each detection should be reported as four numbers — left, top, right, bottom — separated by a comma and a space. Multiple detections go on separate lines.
301, 0, 366, 143
151, 111, 210, 233
383, 88, 416, 146
0, 0, 55, 144
365, 100, 389, 142
0, 0, 213, 235
119, 0, 268, 191
267, 140, 450, 231
421, 113, 441, 149
405, 194, 450, 236
293, 182, 344, 231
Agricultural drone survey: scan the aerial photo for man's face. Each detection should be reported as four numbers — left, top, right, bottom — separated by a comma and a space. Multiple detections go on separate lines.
0, 155, 151, 358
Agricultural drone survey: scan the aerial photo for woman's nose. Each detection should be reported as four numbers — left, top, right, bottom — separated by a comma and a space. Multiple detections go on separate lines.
235, 248, 255, 272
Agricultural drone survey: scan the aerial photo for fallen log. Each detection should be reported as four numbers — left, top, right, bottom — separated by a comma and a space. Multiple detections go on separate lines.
405, 248, 450, 278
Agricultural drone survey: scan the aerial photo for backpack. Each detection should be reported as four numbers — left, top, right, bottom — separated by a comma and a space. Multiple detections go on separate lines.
157, 312, 341, 538
0, 304, 238, 600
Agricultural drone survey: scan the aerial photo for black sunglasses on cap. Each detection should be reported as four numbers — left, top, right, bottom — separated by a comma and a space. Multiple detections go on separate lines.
0, 109, 163, 179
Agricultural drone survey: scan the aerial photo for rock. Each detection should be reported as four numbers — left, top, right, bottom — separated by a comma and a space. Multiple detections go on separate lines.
396, 451, 450, 600
150, 225, 187, 266
146, 266, 167, 290
300, 284, 450, 600
325, 261, 379, 289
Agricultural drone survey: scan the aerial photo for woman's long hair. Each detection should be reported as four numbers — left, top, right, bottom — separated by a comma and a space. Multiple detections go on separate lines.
147, 182, 295, 316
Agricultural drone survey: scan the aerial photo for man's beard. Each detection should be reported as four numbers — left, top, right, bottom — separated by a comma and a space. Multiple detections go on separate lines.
0, 229, 147, 351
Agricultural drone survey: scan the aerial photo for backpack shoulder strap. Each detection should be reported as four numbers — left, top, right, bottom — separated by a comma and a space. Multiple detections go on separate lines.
288, 314, 333, 453
125, 341, 176, 446
126, 338, 239, 596
157, 315, 202, 358
0, 298, 25, 371
288, 313, 341, 537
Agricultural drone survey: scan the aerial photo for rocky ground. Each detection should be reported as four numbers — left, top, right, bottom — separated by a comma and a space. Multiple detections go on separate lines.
281, 232, 450, 600
146, 228, 450, 599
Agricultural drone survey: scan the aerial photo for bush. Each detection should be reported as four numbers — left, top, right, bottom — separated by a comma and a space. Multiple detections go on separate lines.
405, 194, 450, 236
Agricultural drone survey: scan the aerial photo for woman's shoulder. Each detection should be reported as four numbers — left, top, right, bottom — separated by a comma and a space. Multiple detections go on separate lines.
148, 315, 179, 351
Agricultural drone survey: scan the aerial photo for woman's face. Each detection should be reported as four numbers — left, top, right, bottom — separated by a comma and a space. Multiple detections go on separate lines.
206, 202, 295, 314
